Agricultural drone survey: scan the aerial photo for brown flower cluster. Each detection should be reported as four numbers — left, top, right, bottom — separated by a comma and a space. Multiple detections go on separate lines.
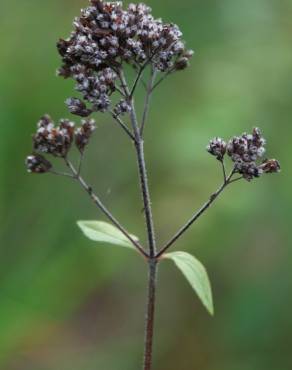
207, 128, 280, 181
57, 0, 193, 115
26, 115, 96, 173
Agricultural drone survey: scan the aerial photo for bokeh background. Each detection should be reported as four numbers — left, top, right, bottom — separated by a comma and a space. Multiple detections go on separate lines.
0, 0, 291, 369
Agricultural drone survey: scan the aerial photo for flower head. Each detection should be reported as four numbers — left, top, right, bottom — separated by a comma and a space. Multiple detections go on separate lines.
114, 99, 131, 116
57, 0, 193, 114
259, 159, 281, 174
207, 137, 226, 160
207, 128, 280, 181
75, 118, 97, 152
26, 115, 96, 174
25, 154, 52, 174
33, 115, 75, 157
66, 97, 92, 117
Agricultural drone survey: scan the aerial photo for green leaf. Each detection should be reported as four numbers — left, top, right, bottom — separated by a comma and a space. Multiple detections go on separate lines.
77, 221, 138, 250
164, 251, 214, 315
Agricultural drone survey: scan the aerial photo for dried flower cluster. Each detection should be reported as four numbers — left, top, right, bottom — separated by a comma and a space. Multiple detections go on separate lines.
207, 128, 280, 181
206, 137, 226, 160
26, 154, 52, 174
26, 115, 96, 173
57, 0, 193, 115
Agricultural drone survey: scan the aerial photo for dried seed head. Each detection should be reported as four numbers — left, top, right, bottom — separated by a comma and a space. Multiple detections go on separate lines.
227, 127, 266, 163
25, 154, 52, 174
66, 97, 92, 117
33, 115, 75, 157
207, 137, 226, 160
114, 99, 131, 116
57, 0, 193, 115
75, 118, 96, 152
259, 159, 281, 174
225, 128, 279, 181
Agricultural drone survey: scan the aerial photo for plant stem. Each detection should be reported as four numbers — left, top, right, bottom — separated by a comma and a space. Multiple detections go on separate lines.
143, 259, 158, 370
156, 170, 239, 258
220, 159, 227, 182
129, 101, 157, 257
110, 110, 136, 141
121, 68, 158, 369
64, 158, 148, 259
140, 67, 157, 137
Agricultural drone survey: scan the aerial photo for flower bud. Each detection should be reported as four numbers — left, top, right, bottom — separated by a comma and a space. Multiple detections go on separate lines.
260, 159, 281, 174
25, 154, 52, 174
33, 115, 75, 157
75, 119, 96, 152
66, 98, 92, 117
114, 100, 131, 116
207, 137, 226, 160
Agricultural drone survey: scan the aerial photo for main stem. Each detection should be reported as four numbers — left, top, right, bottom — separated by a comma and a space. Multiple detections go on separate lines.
65, 158, 148, 258
129, 99, 156, 258
120, 67, 158, 369
143, 259, 158, 370
129, 104, 157, 370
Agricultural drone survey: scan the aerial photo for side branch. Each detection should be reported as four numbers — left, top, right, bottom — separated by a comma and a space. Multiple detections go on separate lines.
140, 67, 157, 137
110, 110, 136, 141
156, 170, 240, 258
130, 64, 147, 98
64, 158, 148, 259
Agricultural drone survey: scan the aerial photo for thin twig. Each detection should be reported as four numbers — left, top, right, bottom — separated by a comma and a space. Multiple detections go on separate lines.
156, 170, 239, 258
118, 68, 131, 96
131, 64, 148, 90
130, 66, 146, 98
64, 158, 148, 259
115, 84, 127, 97
129, 51, 159, 98
77, 151, 84, 176
220, 159, 227, 182
140, 67, 157, 137
49, 170, 74, 178
229, 175, 244, 184
151, 68, 175, 92
110, 110, 136, 141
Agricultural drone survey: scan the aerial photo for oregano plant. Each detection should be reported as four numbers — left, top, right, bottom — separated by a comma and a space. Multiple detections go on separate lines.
25, 1, 280, 369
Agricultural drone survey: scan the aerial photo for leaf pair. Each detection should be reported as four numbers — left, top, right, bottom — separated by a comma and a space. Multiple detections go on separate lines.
77, 220, 214, 315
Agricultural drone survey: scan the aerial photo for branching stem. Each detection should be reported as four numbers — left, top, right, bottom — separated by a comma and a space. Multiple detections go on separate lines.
110, 110, 136, 141
118, 68, 158, 370
220, 159, 227, 182
64, 158, 148, 259
49, 170, 74, 178
156, 169, 242, 258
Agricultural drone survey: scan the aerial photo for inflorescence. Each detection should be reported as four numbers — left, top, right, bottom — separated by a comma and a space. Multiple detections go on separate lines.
207, 128, 280, 181
57, 0, 193, 115
26, 115, 96, 173
25, 0, 194, 174
25, 0, 280, 183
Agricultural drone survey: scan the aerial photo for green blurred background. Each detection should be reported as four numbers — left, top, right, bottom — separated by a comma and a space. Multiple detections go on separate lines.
0, 0, 291, 369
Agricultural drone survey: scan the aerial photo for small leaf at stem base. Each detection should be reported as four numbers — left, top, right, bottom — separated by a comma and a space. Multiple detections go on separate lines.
163, 251, 214, 315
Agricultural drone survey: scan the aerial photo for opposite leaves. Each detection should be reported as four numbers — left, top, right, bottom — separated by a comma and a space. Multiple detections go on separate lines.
164, 251, 214, 315
77, 220, 138, 250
